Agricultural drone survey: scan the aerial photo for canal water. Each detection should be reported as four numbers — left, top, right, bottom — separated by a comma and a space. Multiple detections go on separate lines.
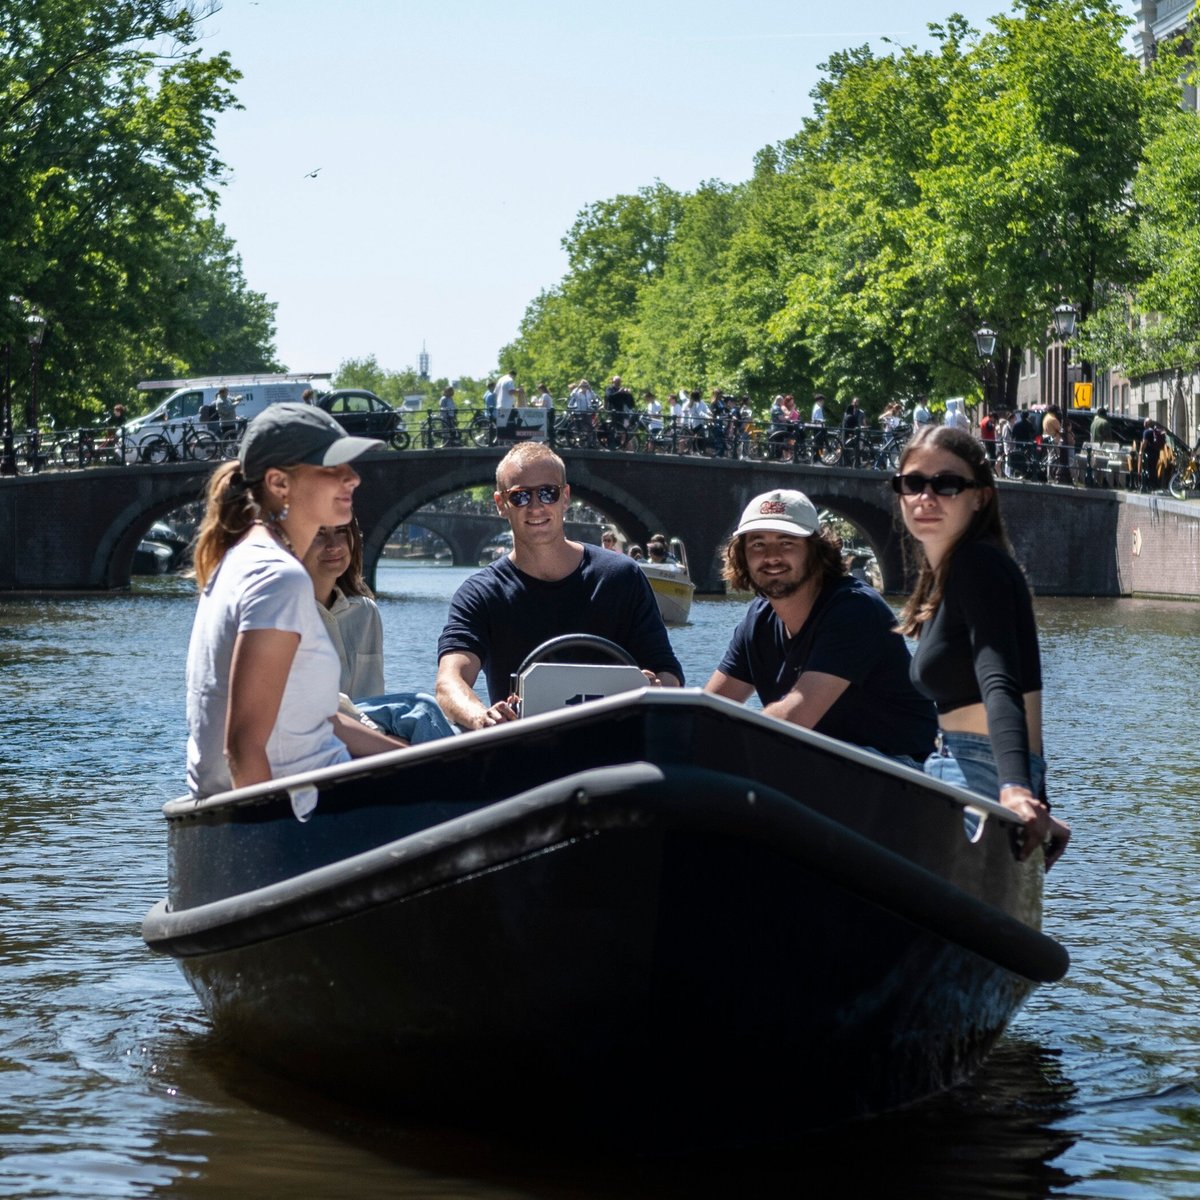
1, 564, 1198, 1199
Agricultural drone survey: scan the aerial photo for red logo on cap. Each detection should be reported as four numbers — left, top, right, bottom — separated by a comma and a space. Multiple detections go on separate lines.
759, 500, 787, 515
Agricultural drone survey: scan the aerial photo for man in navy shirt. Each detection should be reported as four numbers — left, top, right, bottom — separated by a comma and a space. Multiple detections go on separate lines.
704, 489, 935, 763
437, 443, 682, 730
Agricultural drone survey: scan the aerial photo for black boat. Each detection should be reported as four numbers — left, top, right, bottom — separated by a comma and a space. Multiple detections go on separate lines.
143, 684, 1068, 1141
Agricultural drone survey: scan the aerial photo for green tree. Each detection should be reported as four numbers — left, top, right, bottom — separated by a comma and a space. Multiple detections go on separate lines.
0, 1, 276, 421
498, 0, 1153, 419
1079, 21, 1200, 376
500, 182, 685, 390
624, 182, 744, 393
916, 0, 1145, 405
767, 2, 1144, 414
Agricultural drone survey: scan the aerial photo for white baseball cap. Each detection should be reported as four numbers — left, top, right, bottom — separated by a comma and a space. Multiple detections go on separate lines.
734, 489, 820, 538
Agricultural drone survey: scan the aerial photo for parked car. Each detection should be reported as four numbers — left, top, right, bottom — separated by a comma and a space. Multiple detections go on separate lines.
317, 389, 410, 450
1046, 408, 1185, 453
1051, 408, 1188, 489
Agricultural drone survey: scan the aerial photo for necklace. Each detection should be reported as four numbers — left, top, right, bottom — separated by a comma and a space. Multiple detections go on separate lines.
253, 518, 296, 558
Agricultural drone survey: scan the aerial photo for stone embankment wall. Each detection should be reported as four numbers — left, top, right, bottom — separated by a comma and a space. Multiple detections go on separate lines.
999, 486, 1199, 600
1114, 494, 1200, 599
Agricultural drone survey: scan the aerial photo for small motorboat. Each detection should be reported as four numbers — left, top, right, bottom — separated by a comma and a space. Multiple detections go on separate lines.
143, 639, 1067, 1143
131, 539, 174, 575
639, 536, 695, 626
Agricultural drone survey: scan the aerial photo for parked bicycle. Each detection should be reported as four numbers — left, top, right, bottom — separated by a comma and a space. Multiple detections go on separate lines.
554, 408, 598, 449
419, 409, 496, 449
137, 420, 221, 464
1005, 439, 1049, 483
420, 410, 464, 449
57, 428, 105, 468
871, 423, 912, 471
1168, 445, 1200, 498
8, 430, 49, 474
212, 417, 248, 459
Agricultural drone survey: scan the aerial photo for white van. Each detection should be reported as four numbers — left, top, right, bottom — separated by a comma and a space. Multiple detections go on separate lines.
123, 373, 331, 460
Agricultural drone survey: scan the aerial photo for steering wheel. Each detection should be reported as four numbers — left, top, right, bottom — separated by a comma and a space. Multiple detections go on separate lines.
515, 634, 638, 679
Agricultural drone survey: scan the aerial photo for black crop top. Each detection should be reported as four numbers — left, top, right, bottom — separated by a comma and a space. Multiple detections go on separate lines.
909, 540, 1042, 790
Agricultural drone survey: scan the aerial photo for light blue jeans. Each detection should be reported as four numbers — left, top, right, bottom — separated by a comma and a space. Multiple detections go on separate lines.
354, 691, 455, 744
923, 730, 1046, 803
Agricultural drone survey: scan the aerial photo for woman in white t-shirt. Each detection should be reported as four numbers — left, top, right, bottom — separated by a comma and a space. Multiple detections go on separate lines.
185, 403, 403, 802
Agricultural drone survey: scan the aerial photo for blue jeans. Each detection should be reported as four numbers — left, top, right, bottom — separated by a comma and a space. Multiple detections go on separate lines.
355, 691, 455, 744
923, 730, 1046, 803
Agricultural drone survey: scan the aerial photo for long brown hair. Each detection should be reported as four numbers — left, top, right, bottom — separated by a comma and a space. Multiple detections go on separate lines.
721, 525, 846, 594
190, 461, 271, 589
895, 425, 1011, 635
335, 518, 374, 599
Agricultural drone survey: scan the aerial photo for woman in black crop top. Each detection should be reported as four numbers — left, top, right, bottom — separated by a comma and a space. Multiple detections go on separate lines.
892, 425, 1069, 869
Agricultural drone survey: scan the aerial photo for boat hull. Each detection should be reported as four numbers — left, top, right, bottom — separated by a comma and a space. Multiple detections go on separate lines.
642, 565, 694, 625
144, 693, 1065, 1138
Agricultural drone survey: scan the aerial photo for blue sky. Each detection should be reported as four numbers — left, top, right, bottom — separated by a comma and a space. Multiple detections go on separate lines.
199, 0, 1136, 383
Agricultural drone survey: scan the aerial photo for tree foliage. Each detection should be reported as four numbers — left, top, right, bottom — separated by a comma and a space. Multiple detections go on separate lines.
1079, 18, 1200, 376
498, 181, 685, 391
502, 0, 1162, 420
0, 0, 279, 422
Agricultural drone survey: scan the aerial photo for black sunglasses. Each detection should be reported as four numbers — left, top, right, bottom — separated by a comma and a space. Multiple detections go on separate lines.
891, 472, 979, 497
503, 483, 563, 507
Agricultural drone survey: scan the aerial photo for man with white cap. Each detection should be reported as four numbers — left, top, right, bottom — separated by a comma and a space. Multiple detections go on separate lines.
704, 489, 935, 763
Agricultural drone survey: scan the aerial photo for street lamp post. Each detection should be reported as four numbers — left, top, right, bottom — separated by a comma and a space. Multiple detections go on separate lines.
1051, 303, 1078, 484
1052, 303, 1077, 406
25, 309, 46, 474
974, 324, 998, 414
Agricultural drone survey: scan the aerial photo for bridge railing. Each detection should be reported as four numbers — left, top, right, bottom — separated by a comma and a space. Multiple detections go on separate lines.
11, 411, 1143, 495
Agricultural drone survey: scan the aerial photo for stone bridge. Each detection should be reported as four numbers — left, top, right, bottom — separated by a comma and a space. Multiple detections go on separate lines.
405, 507, 604, 565
0, 445, 1195, 599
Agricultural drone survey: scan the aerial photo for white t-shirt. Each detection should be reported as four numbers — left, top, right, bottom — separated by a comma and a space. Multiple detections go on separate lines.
319, 588, 385, 698
186, 534, 348, 799
495, 374, 517, 414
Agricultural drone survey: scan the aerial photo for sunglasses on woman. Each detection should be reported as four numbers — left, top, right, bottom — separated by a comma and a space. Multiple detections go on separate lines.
891, 472, 979, 497
503, 483, 563, 507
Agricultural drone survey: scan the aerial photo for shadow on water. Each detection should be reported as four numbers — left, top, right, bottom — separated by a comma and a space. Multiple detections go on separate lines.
157, 1030, 1080, 1199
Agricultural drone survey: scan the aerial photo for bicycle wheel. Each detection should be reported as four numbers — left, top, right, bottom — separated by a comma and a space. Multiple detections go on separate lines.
469, 415, 496, 448
818, 434, 843, 466
389, 429, 411, 451
691, 424, 720, 458
1169, 464, 1193, 499
141, 436, 173, 465
187, 431, 220, 462
58, 436, 88, 468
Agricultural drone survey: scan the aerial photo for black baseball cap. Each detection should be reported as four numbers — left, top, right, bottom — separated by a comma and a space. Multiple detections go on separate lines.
239, 403, 382, 481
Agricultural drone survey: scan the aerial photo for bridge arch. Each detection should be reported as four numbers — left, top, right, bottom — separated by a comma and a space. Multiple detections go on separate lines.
0, 450, 915, 593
